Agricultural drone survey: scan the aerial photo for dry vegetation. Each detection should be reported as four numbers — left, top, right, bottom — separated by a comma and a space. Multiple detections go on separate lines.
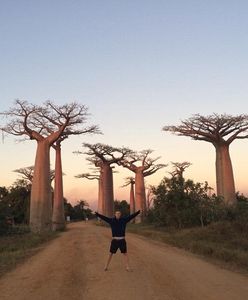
127, 221, 248, 273
0, 226, 58, 277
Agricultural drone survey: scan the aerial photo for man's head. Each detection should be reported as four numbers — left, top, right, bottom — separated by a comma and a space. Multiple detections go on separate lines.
115, 210, 122, 219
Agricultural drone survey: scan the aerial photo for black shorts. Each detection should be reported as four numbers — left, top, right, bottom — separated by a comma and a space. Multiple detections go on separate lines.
110, 239, 127, 254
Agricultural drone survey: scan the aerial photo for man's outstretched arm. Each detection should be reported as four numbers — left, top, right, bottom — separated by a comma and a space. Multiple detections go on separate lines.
95, 212, 111, 224
125, 210, 140, 223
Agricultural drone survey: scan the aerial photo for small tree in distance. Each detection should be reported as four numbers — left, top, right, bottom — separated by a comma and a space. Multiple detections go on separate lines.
76, 143, 132, 217
114, 200, 130, 217
122, 177, 135, 218
119, 149, 166, 223
75, 171, 102, 214
13, 166, 55, 187
170, 162, 191, 179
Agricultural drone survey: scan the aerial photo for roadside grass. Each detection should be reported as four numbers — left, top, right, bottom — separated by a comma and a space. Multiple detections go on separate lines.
0, 225, 59, 277
127, 221, 248, 273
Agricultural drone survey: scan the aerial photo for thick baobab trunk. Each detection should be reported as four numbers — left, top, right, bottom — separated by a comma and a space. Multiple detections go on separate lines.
135, 171, 146, 223
130, 182, 135, 214
30, 140, 52, 232
52, 144, 65, 231
215, 144, 236, 205
102, 164, 114, 217
129, 182, 135, 223
98, 171, 104, 214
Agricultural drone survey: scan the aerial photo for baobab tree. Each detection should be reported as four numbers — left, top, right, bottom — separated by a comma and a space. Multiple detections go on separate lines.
119, 150, 166, 222
170, 162, 191, 179
75, 170, 103, 214
52, 138, 66, 231
13, 166, 55, 186
163, 114, 248, 206
76, 143, 132, 217
1, 100, 99, 232
52, 117, 100, 231
13, 166, 35, 185
146, 185, 154, 212
122, 177, 135, 219
167, 162, 192, 196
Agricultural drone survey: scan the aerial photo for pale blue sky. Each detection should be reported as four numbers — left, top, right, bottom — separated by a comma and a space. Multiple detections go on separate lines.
1, 1, 248, 207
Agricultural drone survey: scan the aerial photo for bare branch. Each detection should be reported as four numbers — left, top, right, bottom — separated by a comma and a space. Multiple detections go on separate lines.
13, 166, 55, 183
163, 113, 248, 145
170, 161, 192, 178
81, 143, 133, 165
1, 100, 100, 145
13, 166, 35, 183
119, 149, 166, 176
75, 173, 100, 181
121, 176, 135, 187
1, 100, 43, 141
144, 164, 167, 177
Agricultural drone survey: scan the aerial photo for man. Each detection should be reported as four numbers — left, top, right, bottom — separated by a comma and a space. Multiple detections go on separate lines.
95, 210, 140, 271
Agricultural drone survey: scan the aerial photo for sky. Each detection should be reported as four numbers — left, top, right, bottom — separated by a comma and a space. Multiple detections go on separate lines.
1, 0, 248, 209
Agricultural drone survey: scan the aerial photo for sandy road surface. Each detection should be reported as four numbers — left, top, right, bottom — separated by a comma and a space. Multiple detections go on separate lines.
0, 222, 247, 300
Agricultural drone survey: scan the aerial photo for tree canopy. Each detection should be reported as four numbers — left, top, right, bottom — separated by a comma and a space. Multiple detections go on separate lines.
163, 113, 248, 145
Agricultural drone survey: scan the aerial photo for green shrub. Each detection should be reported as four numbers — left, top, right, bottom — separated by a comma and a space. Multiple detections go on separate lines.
148, 176, 248, 229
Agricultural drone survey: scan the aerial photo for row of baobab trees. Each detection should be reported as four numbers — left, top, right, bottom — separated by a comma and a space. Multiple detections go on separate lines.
1, 100, 248, 232
75, 145, 166, 223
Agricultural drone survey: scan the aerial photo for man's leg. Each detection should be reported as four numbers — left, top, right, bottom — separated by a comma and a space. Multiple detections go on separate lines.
122, 253, 131, 271
121, 240, 131, 271
104, 253, 113, 271
105, 240, 117, 271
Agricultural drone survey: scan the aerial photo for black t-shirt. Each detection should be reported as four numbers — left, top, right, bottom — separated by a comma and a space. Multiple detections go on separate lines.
95, 211, 140, 237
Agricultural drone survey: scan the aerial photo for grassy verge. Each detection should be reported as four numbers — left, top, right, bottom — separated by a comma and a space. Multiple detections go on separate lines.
0, 226, 59, 277
127, 221, 248, 273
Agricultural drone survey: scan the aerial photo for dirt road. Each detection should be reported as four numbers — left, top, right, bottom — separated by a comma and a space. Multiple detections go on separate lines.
0, 222, 247, 300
